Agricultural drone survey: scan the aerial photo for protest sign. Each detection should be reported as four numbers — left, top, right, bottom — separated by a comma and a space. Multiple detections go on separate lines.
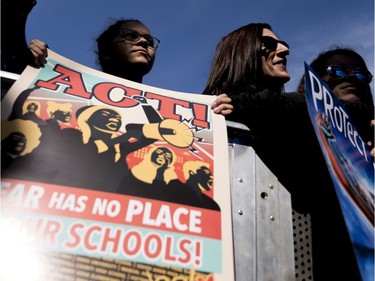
1, 50, 234, 281
304, 62, 374, 281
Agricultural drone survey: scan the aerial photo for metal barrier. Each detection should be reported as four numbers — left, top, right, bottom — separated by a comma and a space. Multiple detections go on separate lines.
227, 124, 296, 281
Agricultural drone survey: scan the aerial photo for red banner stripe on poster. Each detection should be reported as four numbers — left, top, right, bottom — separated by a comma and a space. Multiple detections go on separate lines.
2, 178, 221, 239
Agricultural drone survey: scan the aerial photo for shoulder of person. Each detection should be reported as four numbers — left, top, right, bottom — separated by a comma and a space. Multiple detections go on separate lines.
281, 91, 307, 108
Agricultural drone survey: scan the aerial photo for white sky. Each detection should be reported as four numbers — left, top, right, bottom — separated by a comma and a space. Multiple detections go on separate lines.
26, 0, 374, 95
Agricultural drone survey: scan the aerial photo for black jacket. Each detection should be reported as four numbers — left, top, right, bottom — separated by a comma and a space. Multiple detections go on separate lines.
226, 88, 373, 281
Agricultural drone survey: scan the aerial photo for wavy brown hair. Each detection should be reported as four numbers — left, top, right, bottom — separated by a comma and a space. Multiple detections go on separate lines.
202, 23, 272, 96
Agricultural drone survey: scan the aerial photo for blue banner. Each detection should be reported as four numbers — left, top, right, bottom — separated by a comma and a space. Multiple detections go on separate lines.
304, 62, 374, 281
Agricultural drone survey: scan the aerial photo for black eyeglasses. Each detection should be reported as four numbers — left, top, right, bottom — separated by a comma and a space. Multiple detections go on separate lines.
261, 36, 289, 51
119, 29, 160, 49
326, 65, 373, 83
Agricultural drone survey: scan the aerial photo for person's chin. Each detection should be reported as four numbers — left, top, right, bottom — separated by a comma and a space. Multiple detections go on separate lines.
132, 57, 151, 64
341, 94, 361, 102
131, 59, 153, 71
277, 73, 290, 83
337, 89, 361, 102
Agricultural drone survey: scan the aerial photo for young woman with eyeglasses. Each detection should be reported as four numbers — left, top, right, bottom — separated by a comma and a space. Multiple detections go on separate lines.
96, 18, 160, 83
203, 23, 370, 281
27, 19, 160, 84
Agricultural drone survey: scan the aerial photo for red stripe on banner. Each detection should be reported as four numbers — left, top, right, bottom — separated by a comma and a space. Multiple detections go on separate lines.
1, 178, 221, 239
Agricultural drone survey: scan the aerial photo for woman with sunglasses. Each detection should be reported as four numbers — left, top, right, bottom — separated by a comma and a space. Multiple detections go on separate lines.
297, 47, 373, 104
297, 47, 374, 157
204, 23, 292, 115
295, 48, 374, 281
203, 23, 370, 281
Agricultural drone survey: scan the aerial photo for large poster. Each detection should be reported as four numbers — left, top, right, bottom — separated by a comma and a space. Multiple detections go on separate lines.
0, 50, 234, 281
304, 63, 374, 281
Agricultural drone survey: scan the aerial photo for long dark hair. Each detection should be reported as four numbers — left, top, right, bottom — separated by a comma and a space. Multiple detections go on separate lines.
202, 23, 272, 96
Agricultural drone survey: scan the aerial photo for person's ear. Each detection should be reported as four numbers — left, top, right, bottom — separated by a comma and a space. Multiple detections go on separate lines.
100, 53, 111, 65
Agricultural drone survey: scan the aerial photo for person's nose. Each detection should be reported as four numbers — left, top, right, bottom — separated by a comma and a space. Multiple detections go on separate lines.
137, 36, 149, 47
276, 44, 289, 58
346, 69, 358, 78
277, 42, 289, 53
138, 35, 148, 42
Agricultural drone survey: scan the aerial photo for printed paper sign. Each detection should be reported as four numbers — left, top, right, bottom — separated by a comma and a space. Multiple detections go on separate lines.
1, 50, 234, 281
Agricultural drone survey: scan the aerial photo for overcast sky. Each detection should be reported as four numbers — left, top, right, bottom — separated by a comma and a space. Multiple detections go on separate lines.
25, 0, 374, 95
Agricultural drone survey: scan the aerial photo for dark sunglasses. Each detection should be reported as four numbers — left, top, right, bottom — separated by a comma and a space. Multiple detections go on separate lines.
326, 65, 373, 83
119, 29, 160, 49
261, 36, 289, 51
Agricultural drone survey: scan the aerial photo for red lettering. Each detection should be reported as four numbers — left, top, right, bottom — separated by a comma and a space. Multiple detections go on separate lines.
35, 65, 91, 98
144, 234, 162, 258
23, 217, 43, 240
33, 66, 211, 130
92, 83, 142, 107
178, 239, 192, 263
17, 217, 61, 245
145, 92, 190, 120
145, 92, 210, 129
164, 236, 177, 262
194, 240, 202, 266
123, 231, 142, 255
65, 222, 84, 248
101, 227, 122, 252
42, 220, 62, 245
85, 225, 102, 251
191, 103, 209, 129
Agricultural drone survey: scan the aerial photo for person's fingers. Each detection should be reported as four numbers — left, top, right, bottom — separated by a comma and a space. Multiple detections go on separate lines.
213, 103, 233, 115
220, 108, 233, 116
30, 39, 48, 54
211, 93, 233, 115
210, 99, 218, 109
31, 39, 48, 50
216, 93, 232, 104
29, 48, 43, 67
29, 39, 48, 67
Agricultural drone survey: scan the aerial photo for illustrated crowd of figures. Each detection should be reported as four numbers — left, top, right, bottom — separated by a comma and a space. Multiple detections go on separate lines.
1, 87, 220, 211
